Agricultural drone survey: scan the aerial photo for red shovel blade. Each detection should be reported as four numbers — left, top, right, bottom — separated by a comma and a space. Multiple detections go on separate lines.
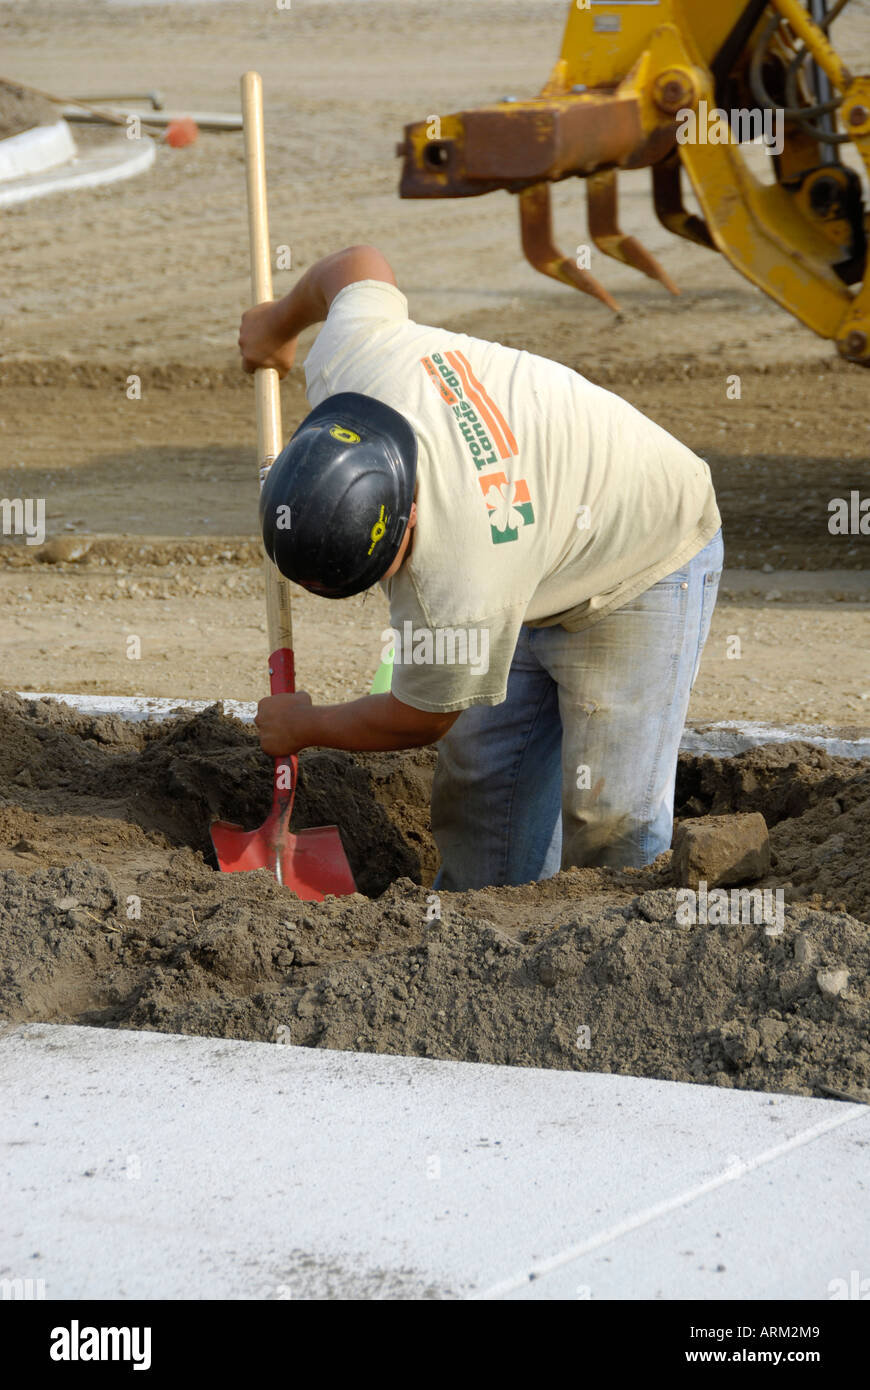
210, 810, 356, 901
210, 648, 357, 900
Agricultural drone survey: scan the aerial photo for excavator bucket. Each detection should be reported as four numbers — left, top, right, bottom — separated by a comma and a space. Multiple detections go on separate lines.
396, 0, 870, 366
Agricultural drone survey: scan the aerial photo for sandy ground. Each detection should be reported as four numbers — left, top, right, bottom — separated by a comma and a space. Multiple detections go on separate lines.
0, 1, 868, 1088
1, 1, 869, 728
2, 551, 870, 724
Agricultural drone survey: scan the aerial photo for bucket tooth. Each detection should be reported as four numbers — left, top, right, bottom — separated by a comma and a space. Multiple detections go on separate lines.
519, 183, 620, 313
587, 170, 680, 295
652, 150, 715, 249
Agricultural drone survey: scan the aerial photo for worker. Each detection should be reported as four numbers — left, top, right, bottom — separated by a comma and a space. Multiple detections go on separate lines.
239, 245, 723, 891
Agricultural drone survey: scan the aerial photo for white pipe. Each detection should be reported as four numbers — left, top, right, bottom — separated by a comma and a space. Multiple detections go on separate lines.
62, 106, 242, 131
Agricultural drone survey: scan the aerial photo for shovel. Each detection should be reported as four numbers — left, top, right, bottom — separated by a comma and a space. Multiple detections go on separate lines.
210, 71, 356, 902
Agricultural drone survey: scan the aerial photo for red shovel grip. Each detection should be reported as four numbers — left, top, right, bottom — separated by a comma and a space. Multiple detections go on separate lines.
269, 646, 295, 696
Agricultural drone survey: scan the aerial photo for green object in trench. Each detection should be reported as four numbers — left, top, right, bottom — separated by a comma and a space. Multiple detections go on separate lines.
370, 646, 394, 695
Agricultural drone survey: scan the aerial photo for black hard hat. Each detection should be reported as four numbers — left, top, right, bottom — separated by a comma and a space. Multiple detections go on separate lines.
260, 392, 417, 598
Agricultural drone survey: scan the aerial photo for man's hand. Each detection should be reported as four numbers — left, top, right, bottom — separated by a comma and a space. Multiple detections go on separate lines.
238, 246, 396, 379
238, 302, 298, 378
255, 691, 313, 756
254, 690, 460, 757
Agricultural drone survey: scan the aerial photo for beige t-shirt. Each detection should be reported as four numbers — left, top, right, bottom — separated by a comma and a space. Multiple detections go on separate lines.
304, 280, 721, 713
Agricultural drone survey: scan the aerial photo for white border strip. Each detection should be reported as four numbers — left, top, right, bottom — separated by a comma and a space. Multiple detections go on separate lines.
0, 135, 155, 208
13, 693, 870, 761
680, 719, 870, 761
15, 692, 256, 724
0, 120, 77, 182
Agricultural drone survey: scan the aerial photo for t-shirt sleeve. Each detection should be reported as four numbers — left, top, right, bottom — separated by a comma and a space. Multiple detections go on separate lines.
304, 279, 409, 403
383, 568, 524, 714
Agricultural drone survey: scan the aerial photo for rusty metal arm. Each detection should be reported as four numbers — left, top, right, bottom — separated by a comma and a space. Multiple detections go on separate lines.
587, 169, 680, 293
398, 94, 653, 199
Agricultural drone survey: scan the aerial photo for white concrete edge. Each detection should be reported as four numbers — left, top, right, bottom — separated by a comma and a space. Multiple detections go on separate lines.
0, 135, 155, 208
3, 1023, 868, 1301
0, 119, 77, 182
680, 718, 870, 761
13, 692, 870, 761
16, 691, 258, 725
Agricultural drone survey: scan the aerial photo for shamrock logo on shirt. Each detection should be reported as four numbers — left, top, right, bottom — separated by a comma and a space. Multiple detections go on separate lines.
479, 473, 535, 545
482, 480, 523, 534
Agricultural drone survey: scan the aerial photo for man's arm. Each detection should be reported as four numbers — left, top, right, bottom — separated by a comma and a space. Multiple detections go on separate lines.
238, 245, 397, 376
255, 691, 459, 756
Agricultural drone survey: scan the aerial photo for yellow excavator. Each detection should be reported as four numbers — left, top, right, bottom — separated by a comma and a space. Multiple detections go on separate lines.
397, 0, 869, 365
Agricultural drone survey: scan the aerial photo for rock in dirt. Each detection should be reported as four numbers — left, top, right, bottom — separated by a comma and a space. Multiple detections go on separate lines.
673, 812, 770, 889
757, 1016, 789, 1049
676, 745, 870, 921
816, 967, 849, 1000
716, 1022, 761, 1069
35, 537, 93, 565
632, 888, 680, 924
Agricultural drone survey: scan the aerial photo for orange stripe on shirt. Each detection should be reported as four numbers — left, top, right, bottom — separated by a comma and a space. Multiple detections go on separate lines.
454, 349, 519, 456
420, 355, 457, 404
445, 350, 511, 460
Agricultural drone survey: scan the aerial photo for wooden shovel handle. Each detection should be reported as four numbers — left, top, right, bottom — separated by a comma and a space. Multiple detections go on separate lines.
240, 70, 294, 678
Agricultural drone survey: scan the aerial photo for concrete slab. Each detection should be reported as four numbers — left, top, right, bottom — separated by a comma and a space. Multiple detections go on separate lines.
1, 1024, 866, 1300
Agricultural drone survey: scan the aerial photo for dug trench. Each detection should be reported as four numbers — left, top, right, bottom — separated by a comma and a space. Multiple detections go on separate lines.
0, 691, 868, 1100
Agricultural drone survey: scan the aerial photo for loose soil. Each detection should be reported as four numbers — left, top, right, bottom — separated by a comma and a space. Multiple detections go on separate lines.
1, 1, 868, 1100
0, 78, 57, 138
1, 692, 868, 1101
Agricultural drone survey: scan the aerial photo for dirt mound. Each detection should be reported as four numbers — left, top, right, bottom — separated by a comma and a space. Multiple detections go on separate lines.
0, 693, 868, 1099
1, 861, 867, 1101
0, 80, 57, 139
0, 691, 435, 895
676, 745, 870, 921
151, 889, 870, 1099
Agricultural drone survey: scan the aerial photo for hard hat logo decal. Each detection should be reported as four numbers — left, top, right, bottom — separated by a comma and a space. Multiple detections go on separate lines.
330, 425, 361, 444
367, 505, 388, 555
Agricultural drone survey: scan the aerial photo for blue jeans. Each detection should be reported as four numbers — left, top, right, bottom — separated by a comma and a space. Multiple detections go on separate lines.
431, 530, 723, 890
